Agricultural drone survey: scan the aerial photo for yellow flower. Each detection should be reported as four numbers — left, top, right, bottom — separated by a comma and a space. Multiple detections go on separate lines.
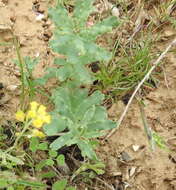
31, 129, 45, 138
38, 105, 46, 115
26, 110, 36, 119
15, 101, 51, 128
30, 101, 39, 111
30, 103, 51, 128
15, 110, 25, 122
32, 118, 44, 128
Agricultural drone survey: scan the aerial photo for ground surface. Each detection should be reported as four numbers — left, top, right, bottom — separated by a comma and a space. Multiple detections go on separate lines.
0, 0, 176, 189
104, 50, 176, 189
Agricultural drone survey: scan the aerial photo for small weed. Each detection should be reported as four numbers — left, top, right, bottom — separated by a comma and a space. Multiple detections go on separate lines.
95, 38, 155, 96
14, 37, 40, 108
152, 132, 170, 151
72, 162, 105, 181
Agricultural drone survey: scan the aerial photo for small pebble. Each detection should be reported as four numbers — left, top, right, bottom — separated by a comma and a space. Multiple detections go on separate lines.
6, 85, 18, 91
36, 13, 45, 21
121, 151, 133, 162
132, 145, 140, 152
129, 166, 136, 177
14, 70, 21, 76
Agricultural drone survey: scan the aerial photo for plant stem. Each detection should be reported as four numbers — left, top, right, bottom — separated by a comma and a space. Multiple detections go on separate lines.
13, 36, 25, 109
5, 120, 32, 153
138, 100, 155, 151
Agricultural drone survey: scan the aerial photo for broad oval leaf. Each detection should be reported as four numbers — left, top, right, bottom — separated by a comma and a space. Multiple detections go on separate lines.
44, 113, 67, 136
50, 132, 74, 150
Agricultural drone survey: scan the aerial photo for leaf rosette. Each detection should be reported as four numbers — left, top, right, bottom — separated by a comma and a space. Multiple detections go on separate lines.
44, 87, 116, 160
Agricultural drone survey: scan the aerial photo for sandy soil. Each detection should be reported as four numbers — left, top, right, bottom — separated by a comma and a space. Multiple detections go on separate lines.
0, 0, 52, 123
103, 49, 176, 189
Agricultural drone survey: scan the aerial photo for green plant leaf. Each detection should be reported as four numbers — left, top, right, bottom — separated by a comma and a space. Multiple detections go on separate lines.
35, 160, 47, 171
50, 132, 75, 150
43, 1, 118, 160
46, 0, 119, 84
81, 16, 120, 40
87, 120, 116, 131
47, 87, 116, 159
24, 56, 39, 75
52, 179, 67, 190
56, 154, 65, 166
41, 171, 57, 179
152, 132, 169, 150
50, 33, 112, 64
55, 65, 74, 82
7, 186, 14, 190
77, 140, 97, 160
73, 0, 94, 28
72, 63, 93, 83
74, 90, 104, 121
49, 150, 58, 158
81, 105, 96, 124
48, 6, 73, 31
51, 61, 93, 83
29, 137, 39, 153
0, 179, 8, 188
87, 106, 116, 130
45, 159, 55, 166
38, 142, 48, 151
44, 112, 67, 135
14, 56, 39, 88
16, 180, 46, 188
66, 187, 76, 190
53, 87, 86, 116
72, 162, 105, 180
82, 131, 105, 138
52, 87, 105, 122
84, 41, 112, 62
6, 153, 24, 165
50, 34, 77, 57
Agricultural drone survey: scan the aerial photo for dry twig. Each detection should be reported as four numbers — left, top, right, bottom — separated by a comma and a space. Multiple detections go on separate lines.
106, 38, 176, 139
96, 177, 115, 190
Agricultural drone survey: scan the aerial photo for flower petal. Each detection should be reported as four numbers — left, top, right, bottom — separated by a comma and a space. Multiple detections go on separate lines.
31, 129, 45, 138
15, 110, 25, 122
38, 105, 46, 115
27, 110, 36, 119
32, 118, 43, 128
30, 101, 39, 111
